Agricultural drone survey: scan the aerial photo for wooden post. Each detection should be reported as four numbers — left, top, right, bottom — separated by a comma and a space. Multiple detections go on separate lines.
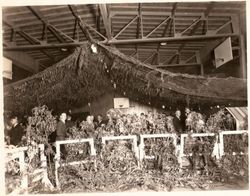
55, 142, 61, 189
19, 151, 28, 193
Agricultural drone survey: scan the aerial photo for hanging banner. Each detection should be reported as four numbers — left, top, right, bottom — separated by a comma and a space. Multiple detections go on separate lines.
2, 56, 12, 79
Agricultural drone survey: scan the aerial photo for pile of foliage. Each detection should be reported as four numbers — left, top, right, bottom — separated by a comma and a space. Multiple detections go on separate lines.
5, 105, 248, 193
5, 106, 57, 194
206, 109, 236, 133
57, 139, 215, 193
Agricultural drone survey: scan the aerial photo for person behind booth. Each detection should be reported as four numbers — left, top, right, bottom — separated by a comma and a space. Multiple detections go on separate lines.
56, 112, 67, 160
173, 110, 183, 144
96, 114, 106, 128
65, 114, 75, 129
8, 116, 25, 146
184, 107, 191, 132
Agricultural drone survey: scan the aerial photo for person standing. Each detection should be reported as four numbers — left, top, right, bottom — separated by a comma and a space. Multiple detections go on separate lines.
56, 113, 67, 160
173, 110, 183, 135
173, 110, 183, 145
65, 114, 75, 129
8, 116, 25, 146
184, 107, 191, 132
95, 114, 105, 128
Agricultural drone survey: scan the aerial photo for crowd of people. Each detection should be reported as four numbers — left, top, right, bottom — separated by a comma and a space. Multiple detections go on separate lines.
4, 107, 236, 148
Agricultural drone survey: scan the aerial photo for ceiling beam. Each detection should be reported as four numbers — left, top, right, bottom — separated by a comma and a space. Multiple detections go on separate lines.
145, 16, 171, 38
142, 52, 156, 63
134, 3, 143, 58
184, 54, 197, 63
176, 2, 215, 53
162, 53, 178, 64
3, 16, 56, 61
28, 6, 75, 43
120, 48, 197, 53
110, 11, 237, 17
157, 63, 201, 68
68, 5, 106, 41
72, 19, 79, 41
113, 15, 138, 39
179, 17, 202, 35
107, 33, 238, 45
3, 33, 239, 51
211, 20, 232, 34
99, 4, 112, 39
151, 4, 178, 65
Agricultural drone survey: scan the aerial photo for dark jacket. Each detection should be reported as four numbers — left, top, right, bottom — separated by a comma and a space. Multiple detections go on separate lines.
56, 121, 67, 141
9, 124, 25, 146
173, 116, 183, 134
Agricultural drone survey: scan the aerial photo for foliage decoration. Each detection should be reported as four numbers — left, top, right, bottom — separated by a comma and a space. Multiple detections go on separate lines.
4, 41, 247, 115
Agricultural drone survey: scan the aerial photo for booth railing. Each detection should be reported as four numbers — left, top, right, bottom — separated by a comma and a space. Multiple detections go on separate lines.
5, 130, 248, 190
54, 138, 96, 188
5, 144, 48, 194
139, 134, 177, 161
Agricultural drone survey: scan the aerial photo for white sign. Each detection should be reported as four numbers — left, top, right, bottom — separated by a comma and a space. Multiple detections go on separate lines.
214, 37, 233, 68
114, 97, 130, 108
2, 56, 12, 79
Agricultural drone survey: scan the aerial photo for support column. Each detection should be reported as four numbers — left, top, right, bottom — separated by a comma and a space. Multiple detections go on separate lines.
232, 14, 246, 78
239, 34, 247, 78
239, 12, 247, 79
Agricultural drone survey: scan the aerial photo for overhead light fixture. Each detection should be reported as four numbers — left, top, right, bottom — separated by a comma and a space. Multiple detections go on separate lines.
91, 44, 98, 54
61, 48, 68, 52
160, 42, 167, 46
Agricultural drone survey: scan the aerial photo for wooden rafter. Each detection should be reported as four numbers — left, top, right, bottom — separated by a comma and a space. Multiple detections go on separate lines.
145, 16, 171, 38
184, 54, 197, 63
213, 20, 232, 34
180, 17, 202, 35
72, 18, 79, 41
28, 6, 74, 43
3, 16, 55, 61
142, 52, 156, 63
113, 15, 138, 39
177, 2, 215, 54
149, 4, 178, 65
99, 4, 112, 39
157, 63, 200, 68
3, 33, 238, 51
135, 3, 143, 58
69, 5, 107, 41
171, 3, 178, 36
41, 23, 48, 41
162, 53, 178, 64
110, 10, 238, 17
139, 3, 144, 38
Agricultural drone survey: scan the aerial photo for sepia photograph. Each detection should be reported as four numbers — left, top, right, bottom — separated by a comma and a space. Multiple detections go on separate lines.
0, 0, 248, 194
